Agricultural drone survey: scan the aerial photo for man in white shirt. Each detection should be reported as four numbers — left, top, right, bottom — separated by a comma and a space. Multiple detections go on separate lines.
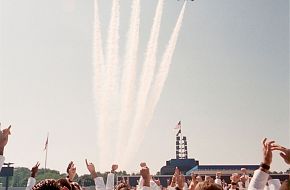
26, 162, 40, 190
85, 159, 118, 190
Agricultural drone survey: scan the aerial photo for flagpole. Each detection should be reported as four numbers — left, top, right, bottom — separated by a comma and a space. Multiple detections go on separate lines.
45, 133, 49, 171
45, 145, 48, 171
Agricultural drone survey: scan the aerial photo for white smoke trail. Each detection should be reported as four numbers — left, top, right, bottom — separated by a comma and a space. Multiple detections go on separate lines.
132, 0, 164, 123
98, 0, 120, 170
124, 2, 187, 166
116, 0, 141, 166
146, 1, 187, 129
92, 0, 106, 168
92, 0, 104, 102
122, 0, 165, 168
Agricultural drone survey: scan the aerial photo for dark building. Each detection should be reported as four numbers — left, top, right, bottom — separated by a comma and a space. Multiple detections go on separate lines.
161, 123, 199, 175
124, 122, 289, 187
160, 158, 199, 175
161, 122, 259, 176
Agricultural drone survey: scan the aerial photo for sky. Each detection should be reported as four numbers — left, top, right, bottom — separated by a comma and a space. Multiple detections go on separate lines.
0, 0, 289, 176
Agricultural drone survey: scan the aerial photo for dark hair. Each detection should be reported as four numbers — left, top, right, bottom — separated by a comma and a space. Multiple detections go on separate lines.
56, 178, 72, 190
33, 178, 73, 190
116, 182, 129, 190
71, 182, 81, 190
196, 182, 223, 190
32, 179, 60, 190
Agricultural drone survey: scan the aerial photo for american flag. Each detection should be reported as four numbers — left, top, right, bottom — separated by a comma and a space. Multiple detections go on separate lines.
44, 136, 48, 151
174, 121, 181, 130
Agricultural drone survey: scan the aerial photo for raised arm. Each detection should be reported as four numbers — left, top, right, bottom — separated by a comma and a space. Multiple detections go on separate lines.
271, 143, 290, 165
248, 138, 274, 190
0, 125, 11, 171
26, 162, 40, 190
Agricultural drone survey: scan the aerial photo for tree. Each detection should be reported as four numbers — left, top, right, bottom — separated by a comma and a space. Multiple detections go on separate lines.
11, 167, 30, 187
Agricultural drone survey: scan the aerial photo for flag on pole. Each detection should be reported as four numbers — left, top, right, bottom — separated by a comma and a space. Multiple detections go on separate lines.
44, 135, 48, 151
174, 121, 181, 130
175, 121, 181, 136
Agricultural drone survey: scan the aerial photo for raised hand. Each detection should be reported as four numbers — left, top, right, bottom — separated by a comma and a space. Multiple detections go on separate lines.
174, 167, 181, 176
176, 174, 185, 190
0, 125, 11, 155
140, 166, 150, 187
31, 162, 40, 177
272, 144, 290, 165
262, 138, 275, 166
140, 162, 147, 167
67, 161, 76, 182
85, 159, 97, 179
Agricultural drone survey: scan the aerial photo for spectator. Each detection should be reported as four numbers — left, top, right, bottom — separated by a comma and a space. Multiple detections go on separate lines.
194, 181, 222, 190
168, 167, 186, 190
214, 172, 222, 186
239, 168, 249, 190
33, 178, 72, 190
85, 159, 118, 190
189, 173, 198, 190
26, 162, 40, 190
248, 138, 283, 190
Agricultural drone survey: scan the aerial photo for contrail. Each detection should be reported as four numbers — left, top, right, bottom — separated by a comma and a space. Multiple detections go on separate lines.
122, 0, 165, 167
92, 0, 104, 102
133, 0, 164, 120
116, 0, 141, 166
92, 0, 106, 168
98, 0, 120, 170
124, 1, 187, 166
146, 1, 187, 130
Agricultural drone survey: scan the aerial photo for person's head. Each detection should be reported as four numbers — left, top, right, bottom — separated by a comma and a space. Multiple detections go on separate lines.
196, 176, 203, 182
56, 178, 72, 190
230, 173, 240, 183
204, 176, 211, 183
240, 168, 247, 175
194, 182, 222, 190
116, 182, 130, 190
216, 172, 222, 178
33, 179, 71, 190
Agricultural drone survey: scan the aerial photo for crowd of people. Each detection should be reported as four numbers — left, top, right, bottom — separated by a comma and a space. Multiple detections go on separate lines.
0, 125, 289, 190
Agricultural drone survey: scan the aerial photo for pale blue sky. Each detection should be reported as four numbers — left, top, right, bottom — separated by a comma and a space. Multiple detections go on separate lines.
0, 0, 289, 175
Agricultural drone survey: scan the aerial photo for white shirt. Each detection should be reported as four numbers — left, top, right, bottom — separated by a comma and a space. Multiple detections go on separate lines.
26, 177, 36, 190
94, 173, 115, 190
0, 155, 5, 172
248, 170, 269, 190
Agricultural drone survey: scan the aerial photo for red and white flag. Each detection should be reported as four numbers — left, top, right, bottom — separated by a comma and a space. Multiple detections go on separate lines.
174, 121, 181, 130
44, 136, 48, 151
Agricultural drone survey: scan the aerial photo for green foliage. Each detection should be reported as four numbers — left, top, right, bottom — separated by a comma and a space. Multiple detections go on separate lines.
6, 167, 131, 187
9, 167, 66, 187
76, 174, 95, 186
12, 167, 30, 187
36, 168, 66, 181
